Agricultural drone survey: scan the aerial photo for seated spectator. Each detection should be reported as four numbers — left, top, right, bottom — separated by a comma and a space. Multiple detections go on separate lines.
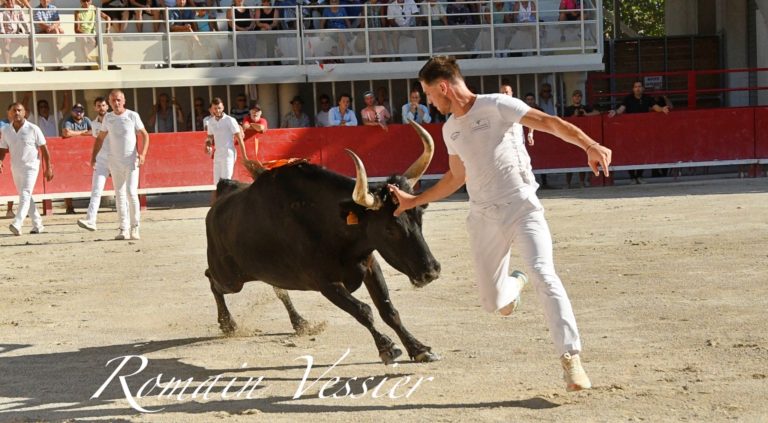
276, 0, 298, 30
75, 0, 120, 70
192, 3, 223, 63
315, 93, 332, 127
132, 0, 162, 33
242, 103, 268, 134
387, 0, 418, 53
242, 103, 267, 155
446, 0, 476, 52
401, 89, 431, 124
228, 0, 255, 64
101, 0, 129, 33
563, 89, 599, 118
366, 0, 387, 57
512, 0, 536, 23
420, 0, 447, 26
61, 102, 93, 138
148, 93, 184, 132
230, 94, 250, 123
60, 102, 92, 214
608, 80, 670, 184
169, 0, 196, 33
360, 90, 390, 130
256, 0, 280, 31
187, 96, 210, 131
281, 96, 311, 128
559, 0, 581, 21
34, 0, 65, 69
322, 0, 349, 29
562, 89, 598, 188
329, 93, 357, 126
25, 91, 70, 137
1, 0, 31, 70
342, 0, 363, 28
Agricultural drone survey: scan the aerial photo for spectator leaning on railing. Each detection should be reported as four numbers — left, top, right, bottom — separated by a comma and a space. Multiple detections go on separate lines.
281, 96, 311, 128
401, 89, 431, 124
328, 93, 357, 126
315, 93, 332, 127
34, 0, 65, 69
608, 80, 670, 184
360, 90, 389, 131
75, 0, 121, 70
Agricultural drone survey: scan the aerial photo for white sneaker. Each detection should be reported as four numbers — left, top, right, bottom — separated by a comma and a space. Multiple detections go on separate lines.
130, 226, 140, 240
77, 219, 97, 231
498, 271, 528, 316
30, 226, 45, 234
8, 223, 20, 236
561, 352, 592, 392
115, 229, 128, 240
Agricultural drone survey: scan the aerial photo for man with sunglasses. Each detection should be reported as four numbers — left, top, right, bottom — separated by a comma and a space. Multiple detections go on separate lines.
60, 103, 92, 214
229, 95, 249, 124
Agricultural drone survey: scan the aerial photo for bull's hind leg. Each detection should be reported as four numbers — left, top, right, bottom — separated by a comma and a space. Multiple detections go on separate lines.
319, 282, 402, 365
364, 259, 440, 363
273, 287, 326, 335
206, 269, 237, 334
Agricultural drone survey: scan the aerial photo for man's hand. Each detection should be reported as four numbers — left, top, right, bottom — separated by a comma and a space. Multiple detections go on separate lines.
527, 131, 534, 146
0, 161, 3, 173
44, 166, 54, 181
138, 154, 146, 167
587, 143, 612, 176
388, 184, 417, 217
205, 144, 212, 155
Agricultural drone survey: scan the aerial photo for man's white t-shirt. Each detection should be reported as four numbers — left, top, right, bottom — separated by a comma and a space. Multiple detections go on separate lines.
207, 114, 241, 159
91, 116, 110, 166
0, 120, 46, 170
442, 94, 532, 205
101, 109, 145, 168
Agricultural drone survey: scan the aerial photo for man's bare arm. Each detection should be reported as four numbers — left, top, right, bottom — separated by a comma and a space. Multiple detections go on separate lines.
390, 154, 466, 216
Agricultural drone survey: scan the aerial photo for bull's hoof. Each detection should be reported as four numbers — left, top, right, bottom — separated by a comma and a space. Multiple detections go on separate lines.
379, 346, 403, 365
219, 319, 237, 335
412, 350, 441, 363
294, 319, 327, 336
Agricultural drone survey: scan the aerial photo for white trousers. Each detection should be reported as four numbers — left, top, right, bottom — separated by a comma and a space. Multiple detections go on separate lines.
85, 160, 115, 224
466, 145, 582, 357
11, 165, 42, 230
213, 153, 236, 184
110, 163, 140, 231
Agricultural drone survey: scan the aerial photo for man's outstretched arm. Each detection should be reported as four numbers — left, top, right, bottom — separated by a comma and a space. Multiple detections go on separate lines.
390, 154, 466, 216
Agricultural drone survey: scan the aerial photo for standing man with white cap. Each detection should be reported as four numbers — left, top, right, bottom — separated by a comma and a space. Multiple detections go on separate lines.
92, 90, 149, 241
0, 102, 54, 235
205, 97, 247, 202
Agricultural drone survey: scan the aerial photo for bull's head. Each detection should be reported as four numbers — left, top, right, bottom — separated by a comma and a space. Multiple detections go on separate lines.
344, 120, 441, 287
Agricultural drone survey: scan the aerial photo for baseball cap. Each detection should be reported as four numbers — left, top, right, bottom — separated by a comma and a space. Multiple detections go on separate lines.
72, 104, 85, 113
250, 103, 261, 111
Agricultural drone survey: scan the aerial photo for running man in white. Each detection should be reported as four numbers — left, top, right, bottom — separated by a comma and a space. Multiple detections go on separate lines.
78, 96, 122, 232
0, 102, 54, 236
205, 97, 247, 201
389, 57, 612, 392
92, 90, 150, 241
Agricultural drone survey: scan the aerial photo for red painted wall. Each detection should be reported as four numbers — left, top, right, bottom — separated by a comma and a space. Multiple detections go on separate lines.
0, 109, 763, 198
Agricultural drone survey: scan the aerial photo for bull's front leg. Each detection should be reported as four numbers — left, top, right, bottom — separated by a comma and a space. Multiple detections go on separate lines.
206, 269, 237, 334
319, 282, 402, 365
363, 258, 440, 363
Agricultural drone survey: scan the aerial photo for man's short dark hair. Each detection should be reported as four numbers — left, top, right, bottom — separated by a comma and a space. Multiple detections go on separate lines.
94, 96, 107, 104
211, 97, 224, 106
8, 102, 24, 111
418, 56, 463, 85
337, 93, 351, 103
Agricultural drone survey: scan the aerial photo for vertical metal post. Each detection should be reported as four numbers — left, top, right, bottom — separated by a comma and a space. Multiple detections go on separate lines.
488, 0, 494, 56
232, 7, 238, 67
427, 4, 433, 56
363, 3, 370, 62
52, 91, 59, 136
96, 12, 105, 70
165, 7, 172, 67
171, 86, 178, 132
296, 5, 303, 65
29, 11, 37, 70
189, 86, 195, 131
580, 0, 585, 53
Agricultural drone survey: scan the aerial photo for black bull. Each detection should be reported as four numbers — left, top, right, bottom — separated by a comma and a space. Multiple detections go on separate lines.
204, 121, 441, 364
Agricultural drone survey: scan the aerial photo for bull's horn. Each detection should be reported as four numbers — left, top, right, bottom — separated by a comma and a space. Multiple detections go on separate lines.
403, 119, 435, 188
346, 149, 381, 210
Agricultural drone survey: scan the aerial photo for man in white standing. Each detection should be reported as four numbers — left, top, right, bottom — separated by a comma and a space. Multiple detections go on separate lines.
389, 56, 612, 392
92, 90, 149, 240
0, 102, 54, 235
205, 97, 247, 202
77, 96, 121, 231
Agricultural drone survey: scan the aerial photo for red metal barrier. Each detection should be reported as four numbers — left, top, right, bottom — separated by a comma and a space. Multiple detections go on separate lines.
527, 114, 603, 169
602, 108, 755, 165
44, 137, 113, 194
756, 107, 768, 159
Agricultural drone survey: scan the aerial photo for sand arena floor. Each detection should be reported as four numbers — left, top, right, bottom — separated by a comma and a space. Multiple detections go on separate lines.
1, 177, 767, 422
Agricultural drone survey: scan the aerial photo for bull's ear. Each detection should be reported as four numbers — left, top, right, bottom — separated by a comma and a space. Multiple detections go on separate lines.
339, 200, 368, 225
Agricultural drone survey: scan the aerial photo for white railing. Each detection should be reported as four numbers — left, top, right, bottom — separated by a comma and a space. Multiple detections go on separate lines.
0, 0, 601, 70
